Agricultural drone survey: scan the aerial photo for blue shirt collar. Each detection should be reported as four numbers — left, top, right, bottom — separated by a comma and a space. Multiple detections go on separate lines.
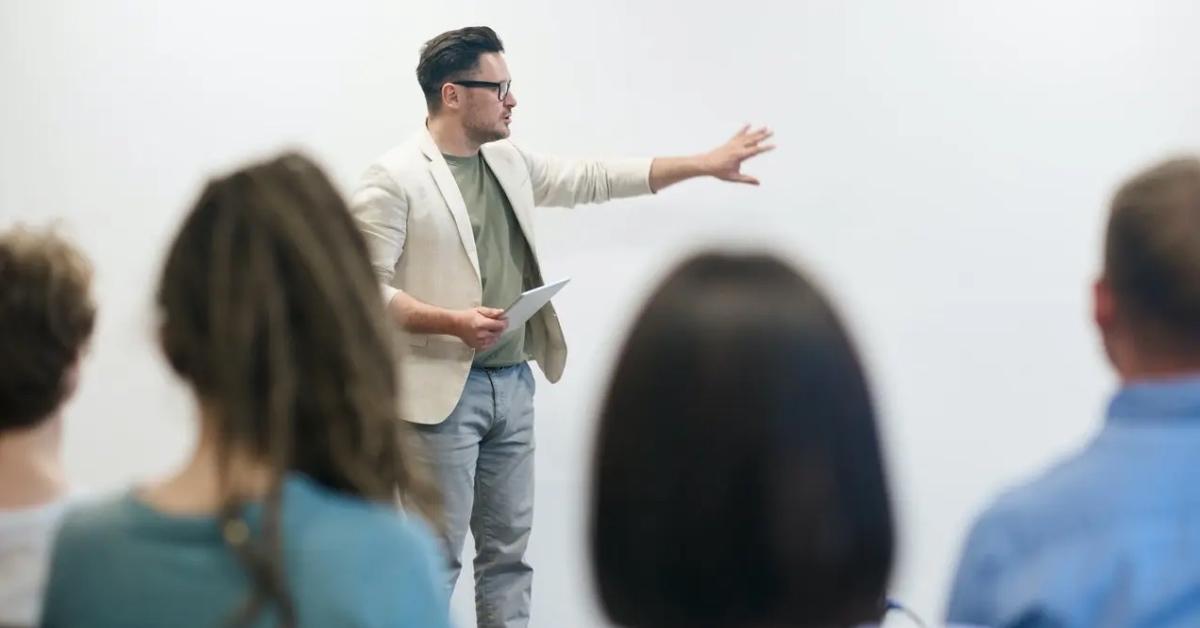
1107, 373, 1200, 424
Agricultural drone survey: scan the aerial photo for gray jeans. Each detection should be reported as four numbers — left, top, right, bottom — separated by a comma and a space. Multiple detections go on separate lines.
413, 363, 536, 628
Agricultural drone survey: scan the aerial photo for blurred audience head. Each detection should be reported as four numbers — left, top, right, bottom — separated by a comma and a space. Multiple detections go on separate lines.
590, 251, 894, 628
1096, 156, 1200, 378
0, 225, 95, 436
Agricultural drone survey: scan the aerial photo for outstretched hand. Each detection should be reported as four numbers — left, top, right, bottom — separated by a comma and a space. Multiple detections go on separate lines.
702, 125, 775, 185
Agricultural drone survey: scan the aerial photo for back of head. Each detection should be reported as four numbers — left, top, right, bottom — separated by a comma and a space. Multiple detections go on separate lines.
416, 26, 504, 113
0, 226, 95, 434
590, 252, 894, 628
1104, 157, 1200, 357
156, 152, 439, 623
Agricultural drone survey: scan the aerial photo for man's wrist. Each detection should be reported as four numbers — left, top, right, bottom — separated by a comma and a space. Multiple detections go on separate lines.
443, 308, 467, 338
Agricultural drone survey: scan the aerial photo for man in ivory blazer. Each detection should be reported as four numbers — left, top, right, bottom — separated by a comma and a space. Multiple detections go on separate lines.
350, 26, 773, 628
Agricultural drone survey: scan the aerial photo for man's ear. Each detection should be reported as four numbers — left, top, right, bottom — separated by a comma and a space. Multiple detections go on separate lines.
1094, 275, 1116, 333
440, 83, 460, 110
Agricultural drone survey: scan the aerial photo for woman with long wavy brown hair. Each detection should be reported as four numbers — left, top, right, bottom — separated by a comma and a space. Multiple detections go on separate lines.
40, 153, 449, 628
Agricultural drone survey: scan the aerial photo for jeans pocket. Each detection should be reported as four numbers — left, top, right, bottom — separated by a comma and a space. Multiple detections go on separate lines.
519, 362, 536, 395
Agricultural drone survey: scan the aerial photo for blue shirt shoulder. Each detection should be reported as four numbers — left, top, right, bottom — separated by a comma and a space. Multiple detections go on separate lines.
947, 377, 1200, 628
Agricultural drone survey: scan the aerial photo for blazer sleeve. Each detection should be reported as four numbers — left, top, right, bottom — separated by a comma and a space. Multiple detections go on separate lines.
514, 144, 653, 208
349, 164, 409, 304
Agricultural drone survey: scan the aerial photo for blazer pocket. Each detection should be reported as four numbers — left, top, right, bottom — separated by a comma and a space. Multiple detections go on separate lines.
411, 335, 474, 361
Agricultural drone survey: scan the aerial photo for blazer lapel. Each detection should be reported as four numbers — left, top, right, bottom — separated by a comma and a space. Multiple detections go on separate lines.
418, 130, 481, 280
481, 143, 540, 260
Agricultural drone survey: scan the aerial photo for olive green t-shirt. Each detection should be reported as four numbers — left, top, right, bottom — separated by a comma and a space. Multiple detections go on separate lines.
444, 152, 536, 366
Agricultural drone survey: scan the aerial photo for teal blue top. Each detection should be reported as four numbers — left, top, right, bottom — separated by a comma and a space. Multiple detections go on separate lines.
40, 473, 451, 628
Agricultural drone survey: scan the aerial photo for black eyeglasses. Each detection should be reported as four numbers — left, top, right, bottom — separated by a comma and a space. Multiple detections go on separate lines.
449, 79, 512, 101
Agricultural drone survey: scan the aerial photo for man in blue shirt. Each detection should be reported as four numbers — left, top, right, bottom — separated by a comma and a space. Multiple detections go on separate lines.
946, 157, 1200, 628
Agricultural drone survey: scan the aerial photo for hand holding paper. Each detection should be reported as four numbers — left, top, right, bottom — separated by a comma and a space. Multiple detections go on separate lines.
500, 278, 571, 337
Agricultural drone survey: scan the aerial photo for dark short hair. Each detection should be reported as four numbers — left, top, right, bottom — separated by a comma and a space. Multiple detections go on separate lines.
590, 252, 894, 628
0, 226, 95, 432
416, 26, 504, 112
1105, 157, 1200, 352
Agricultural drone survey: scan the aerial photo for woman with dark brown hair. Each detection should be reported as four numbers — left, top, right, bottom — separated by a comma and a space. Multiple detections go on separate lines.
591, 252, 896, 628
40, 153, 450, 628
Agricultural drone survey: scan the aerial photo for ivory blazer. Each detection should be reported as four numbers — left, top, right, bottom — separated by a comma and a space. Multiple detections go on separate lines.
350, 129, 653, 423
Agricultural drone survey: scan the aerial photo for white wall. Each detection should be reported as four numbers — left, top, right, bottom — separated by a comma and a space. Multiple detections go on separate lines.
3, 1, 1199, 625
